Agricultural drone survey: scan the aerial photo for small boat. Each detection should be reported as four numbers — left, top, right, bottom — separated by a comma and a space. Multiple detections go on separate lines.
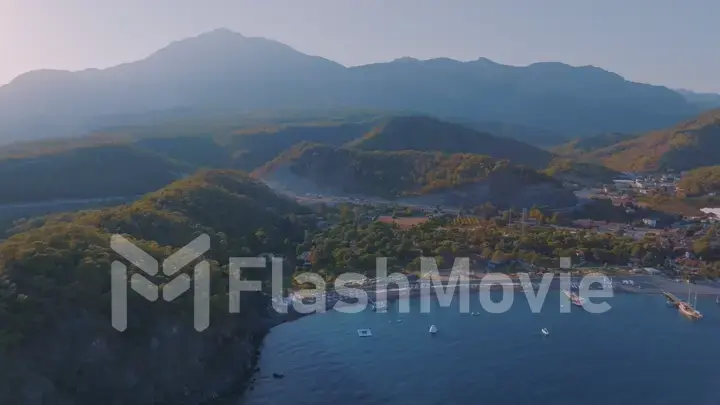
541, 328, 549, 336
357, 329, 373, 337
272, 373, 284, 379
471, 312, 481, 316
562, 289, 585, 307
429, 325, 438, 334
716, 296, 719, 305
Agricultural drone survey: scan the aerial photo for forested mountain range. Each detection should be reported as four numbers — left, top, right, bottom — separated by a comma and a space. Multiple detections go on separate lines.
0, 29, 701, 144
0, 115, 606, 209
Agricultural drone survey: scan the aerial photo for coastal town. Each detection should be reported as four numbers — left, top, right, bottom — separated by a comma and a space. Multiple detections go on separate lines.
285, 169, 720, 314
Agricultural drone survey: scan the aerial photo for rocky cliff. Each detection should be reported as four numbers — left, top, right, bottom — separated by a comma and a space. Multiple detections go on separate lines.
0, 294, 287, 405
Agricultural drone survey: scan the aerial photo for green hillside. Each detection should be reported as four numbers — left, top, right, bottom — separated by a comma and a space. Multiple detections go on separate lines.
0, 170, 308, 348
346, 115, 554, 168
552, 132, 640, 157
0, 113, 600, 214
253, 143, 568, 204
0, 144, 192, 204
136, 122, 374, 171
584, 109, 720, 172
543, 158, 621, 185
677, 166, 720, 197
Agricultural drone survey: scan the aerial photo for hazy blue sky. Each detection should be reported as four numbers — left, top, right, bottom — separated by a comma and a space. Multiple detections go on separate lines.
1, 0, 717, 91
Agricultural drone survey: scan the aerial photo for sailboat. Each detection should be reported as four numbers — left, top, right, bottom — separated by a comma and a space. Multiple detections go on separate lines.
429, 325, 438, 334
678, 286, 703, 320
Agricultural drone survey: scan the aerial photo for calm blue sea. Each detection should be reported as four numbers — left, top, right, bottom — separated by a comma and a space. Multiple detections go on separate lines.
239, 292, 720, 405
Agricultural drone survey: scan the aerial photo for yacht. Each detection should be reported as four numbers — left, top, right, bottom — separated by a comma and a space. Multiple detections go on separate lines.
679, 288, 702, 320
678, 302, 703, 320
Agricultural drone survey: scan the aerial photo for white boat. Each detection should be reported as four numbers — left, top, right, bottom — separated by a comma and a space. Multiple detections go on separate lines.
429, 325, 438, 334
541, 328, 549, 336
357, 329, 373, 337
471, 312, 481, 316
371, 301, 388, 312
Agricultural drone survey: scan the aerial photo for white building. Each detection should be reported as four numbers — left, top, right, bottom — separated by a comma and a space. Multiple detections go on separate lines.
642, 218, 658, 228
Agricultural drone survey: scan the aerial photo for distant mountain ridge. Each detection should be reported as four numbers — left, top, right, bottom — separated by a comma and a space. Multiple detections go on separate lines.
676, 89, 720, 110
0, 28, 701, 143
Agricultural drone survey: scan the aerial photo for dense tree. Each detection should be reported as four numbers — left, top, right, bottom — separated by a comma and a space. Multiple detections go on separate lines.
302, 209, 688, 280
0, 170, 311, 348
254, 143, 563, 201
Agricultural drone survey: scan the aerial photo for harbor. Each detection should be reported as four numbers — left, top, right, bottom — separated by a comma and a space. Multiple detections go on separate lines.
279, 272, 720, 324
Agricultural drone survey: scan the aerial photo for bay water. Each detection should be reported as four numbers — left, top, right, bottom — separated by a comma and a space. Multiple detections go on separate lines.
240, 291, 720, 405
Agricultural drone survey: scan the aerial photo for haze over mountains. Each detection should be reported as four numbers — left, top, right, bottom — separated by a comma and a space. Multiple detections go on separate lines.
252, 142, 578, 209
0, 115, 563, 204
676, 89, 720, 110
0, 28, 708, 144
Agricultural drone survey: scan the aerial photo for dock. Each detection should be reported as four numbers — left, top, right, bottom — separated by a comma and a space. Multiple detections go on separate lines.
662, 291, 682, 307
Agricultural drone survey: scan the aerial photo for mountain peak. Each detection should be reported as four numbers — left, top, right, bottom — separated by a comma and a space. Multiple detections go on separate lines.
392, 56, 419, 63
175, 28, 247, 46
474, 57, 501, 65
197, 28, 245, 39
